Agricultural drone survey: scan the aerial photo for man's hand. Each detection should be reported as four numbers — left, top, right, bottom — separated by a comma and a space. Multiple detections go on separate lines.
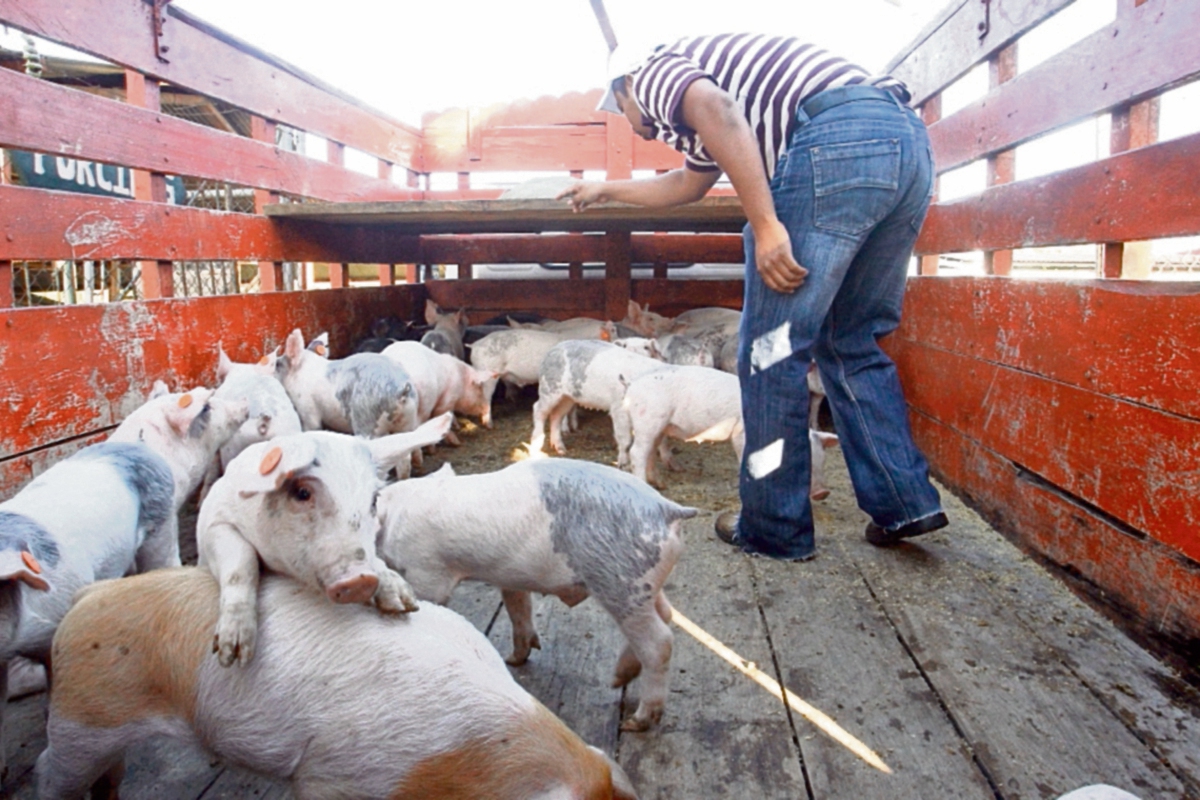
755, 218, 807, 293
557, 182, 607, 212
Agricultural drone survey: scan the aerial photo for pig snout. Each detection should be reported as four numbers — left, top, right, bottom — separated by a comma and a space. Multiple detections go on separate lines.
325, 571, 380, 604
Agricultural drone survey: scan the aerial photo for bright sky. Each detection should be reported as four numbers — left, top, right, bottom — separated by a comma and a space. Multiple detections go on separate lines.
169, 0, 948, 127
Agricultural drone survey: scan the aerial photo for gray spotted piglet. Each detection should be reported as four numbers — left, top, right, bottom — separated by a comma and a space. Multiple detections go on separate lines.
376, 457, 697, 731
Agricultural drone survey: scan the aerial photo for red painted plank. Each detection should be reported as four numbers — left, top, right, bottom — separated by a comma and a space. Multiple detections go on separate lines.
0, 261, 12, 308
631, 279, 744, 318
887, 336, 1200, 563
895, 278, 1200, 420
0, 287, 420, 469
0, 68, 415, 203
916, 131, 1200, 254
0, 185, 338, 262
929, 0, 1200, 171
415, 233, 743, 265
907, 410, 1200, 651
887, 0, 1074, 106
424, 279, 605, 319
0, 0, 421, 168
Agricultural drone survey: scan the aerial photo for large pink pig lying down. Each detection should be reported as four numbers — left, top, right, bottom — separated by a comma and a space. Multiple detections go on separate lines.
37, 568, 638, 800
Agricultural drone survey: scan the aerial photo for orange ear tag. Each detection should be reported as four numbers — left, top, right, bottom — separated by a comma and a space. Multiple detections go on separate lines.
600, 328, 612, 342
258, 355, 271, 366
21, 551, 42, 574
315, 344, 327, 356
259, 446, 283, 475
177, 393, 193, 409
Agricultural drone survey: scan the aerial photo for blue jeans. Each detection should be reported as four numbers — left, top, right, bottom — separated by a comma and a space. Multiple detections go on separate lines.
735, 90, 942, 559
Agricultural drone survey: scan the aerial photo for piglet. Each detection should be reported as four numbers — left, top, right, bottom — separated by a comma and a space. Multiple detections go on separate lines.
197, 413, 453, 667
420, 299, 468, 360
37, 568, 639, 800
108, 385, 249, 548
469, 328, 570, 427
624, 366, 744, 487
274, 329, 419, 453
0, 441, 175, 778
214, 344, 303, 469
531, 339, 665, 464
380, 340, 496, 428
377, 458, 697, 731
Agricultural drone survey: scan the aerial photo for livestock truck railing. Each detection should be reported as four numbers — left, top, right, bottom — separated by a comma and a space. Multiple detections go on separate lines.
884, 0, 1200, 661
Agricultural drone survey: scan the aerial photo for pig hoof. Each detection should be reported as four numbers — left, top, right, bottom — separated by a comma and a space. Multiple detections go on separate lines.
810, 489, 830, 501
506, 651, 530, 667
619, 716, 653, 733
214, 615, 257, 667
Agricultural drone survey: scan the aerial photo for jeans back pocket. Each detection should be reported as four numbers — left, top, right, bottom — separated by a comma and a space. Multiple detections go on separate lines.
811, 139, 901, 238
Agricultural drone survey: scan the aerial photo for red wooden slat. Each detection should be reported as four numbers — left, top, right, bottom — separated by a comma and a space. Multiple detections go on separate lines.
0, 0, 421, 167
631, 279, 743, 318
0, 261, 12, 308
0, 68, 415, 203
916, 131, 1200, 254
424, 279, 605, 319
415, 234, 743, 265
895, 278, 1200, 421
886, 337, 1200, 563
886, 0, 1074, 106
0, 185, 336, 262
0, 287, 419, 471
929, 0, 1200, 172
607, 116, 634, 181
906, 410, 1200, 651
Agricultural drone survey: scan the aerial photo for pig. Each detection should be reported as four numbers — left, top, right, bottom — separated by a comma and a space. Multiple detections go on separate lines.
469, 328, 570, 427
355, 316, 412, 354
621, 300, 674, 337
530, 339, 666, 464
623, 366, 744, 487
380, 340, 496, 428
808, 362, 827, 429
669, 306, 741, 334
623, 367, 838, 500
654, 332, 718, 368
197, 413, 452, 668
0, 440, 175, 778
420, 299, 468, 360
213, 344, 303, 469
717, 335, 739, 373
37, 567, 639, 800
108, 385, 250, 536
274, 328, 419, 442
376, 458, 696, 731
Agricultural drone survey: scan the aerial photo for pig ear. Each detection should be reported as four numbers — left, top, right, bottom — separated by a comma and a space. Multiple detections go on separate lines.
472, 368, 497, 385
307, 332, 329, 357
599, 321, 614, 342
149, 379, 170, 400
235, 436, 320, 495
424, 299, 440, 325
453, 309, 466, 328
365, 412, 453, 472
626, 299, 641, 321
285, 329, 305, 362
0, 551, 51, 593
217, 342, 233, 382
588, 747, 638, 800
164, 388, 208, 436
255, 348, 279, 373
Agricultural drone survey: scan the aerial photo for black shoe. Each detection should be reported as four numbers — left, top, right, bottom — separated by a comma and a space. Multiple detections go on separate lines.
714, 511, 741, 545
714, 512, 817, 562
865, 511, 949, 546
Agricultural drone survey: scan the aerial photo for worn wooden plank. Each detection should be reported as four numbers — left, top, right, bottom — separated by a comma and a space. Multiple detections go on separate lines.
428, 125, 609, 173
929, 0, 1200, 172
755, 540, 994, 798
0, 185, 337, 263
887, 0, 1073, 106
264, 197, 748, 234
906, 408, 1200, 672
847, 462, 1191, 798
631, 279, 744, 319
0, 0, 421, 168
917, 130, 1200, 254
0, 68, 413, 203
888, 337, 1200, 563
415, 233, 744, 266
424, 279, 603, 320
894, 278, 1200, 420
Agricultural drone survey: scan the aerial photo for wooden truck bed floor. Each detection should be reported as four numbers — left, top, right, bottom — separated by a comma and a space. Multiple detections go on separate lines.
3, 398, 1197, 800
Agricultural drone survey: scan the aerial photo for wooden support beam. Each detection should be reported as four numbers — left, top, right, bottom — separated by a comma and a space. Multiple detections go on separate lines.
404, 264, 418, 284
983, 43, 1017, 278
1105, 77, 1161, 278
327, 140, 346, 167
259, 261, 284, 292
329, 262, 350, 289
126, 69, 173, 300
252, 115, 282, 293
0, 261, 13, 308
604, 231, 632, 321
919, 94, 942, 276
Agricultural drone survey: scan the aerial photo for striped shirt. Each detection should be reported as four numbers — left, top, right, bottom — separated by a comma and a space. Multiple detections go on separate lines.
628, 34, 908, 179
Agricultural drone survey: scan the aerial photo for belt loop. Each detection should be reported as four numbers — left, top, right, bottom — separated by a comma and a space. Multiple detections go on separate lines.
795, 105, 812, 128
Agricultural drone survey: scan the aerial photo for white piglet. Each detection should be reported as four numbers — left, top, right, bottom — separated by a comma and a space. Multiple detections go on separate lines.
213, 344, 303, 469
376, 458, 697, 732
380, 340, 496, 428
469, 328, 569, 427
197, 413, 452, 667
0, 441, 175, 778
37, 568, 639, 800
623, 366, 744, 488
